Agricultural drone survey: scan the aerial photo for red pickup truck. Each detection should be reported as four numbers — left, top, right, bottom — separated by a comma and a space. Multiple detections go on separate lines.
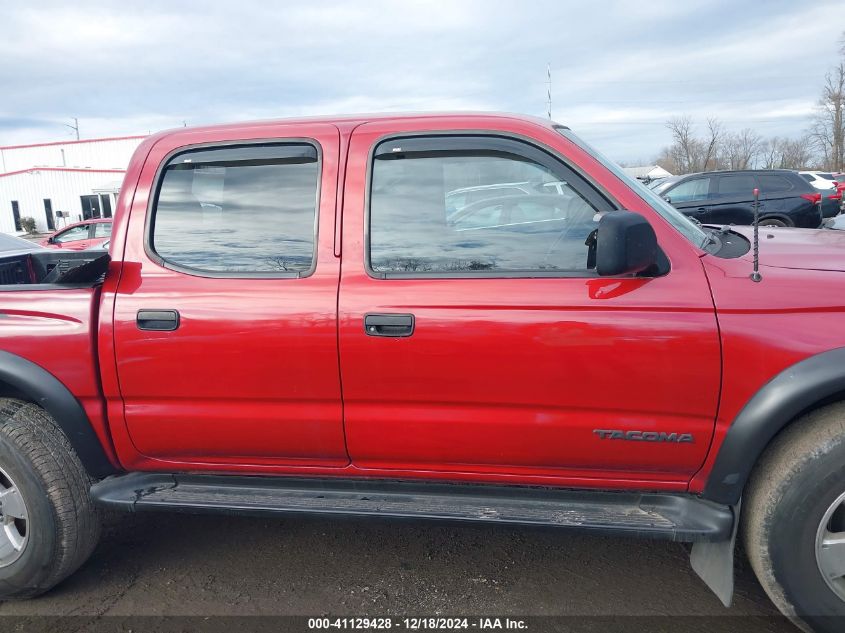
1, 113, 844, 631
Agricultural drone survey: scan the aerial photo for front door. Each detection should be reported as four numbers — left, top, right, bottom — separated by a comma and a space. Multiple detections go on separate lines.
80, 195, 102, 220
112, 124, 348, 468
338, 120, 721, 486
665, 175, 713, 224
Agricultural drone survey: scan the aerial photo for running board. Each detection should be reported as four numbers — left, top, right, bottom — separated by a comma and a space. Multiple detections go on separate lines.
91, 473, 733, 542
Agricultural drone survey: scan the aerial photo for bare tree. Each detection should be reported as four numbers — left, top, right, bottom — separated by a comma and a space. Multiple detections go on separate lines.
810, 35, 845, 171
759, 135, 815, 170
721, 128, 764, 169
664, 116, 723, 173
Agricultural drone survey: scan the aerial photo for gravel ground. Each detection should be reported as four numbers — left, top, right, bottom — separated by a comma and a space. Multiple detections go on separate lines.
0, 511, 797, 632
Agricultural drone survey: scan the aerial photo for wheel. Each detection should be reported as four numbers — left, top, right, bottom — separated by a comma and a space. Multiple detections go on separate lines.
758, 217, 789, 227
743, 402, 845, 633
0, 398, 100, 598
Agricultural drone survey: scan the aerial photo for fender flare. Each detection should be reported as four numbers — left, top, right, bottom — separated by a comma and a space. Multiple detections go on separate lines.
703, 346, 845, 505
0, 350, 117, 478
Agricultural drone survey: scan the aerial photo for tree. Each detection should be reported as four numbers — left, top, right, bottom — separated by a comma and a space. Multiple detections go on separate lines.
19, 217, 37, 234
810, 34, 845, 171
663, 116, 723, 173
721, 128, 763, 169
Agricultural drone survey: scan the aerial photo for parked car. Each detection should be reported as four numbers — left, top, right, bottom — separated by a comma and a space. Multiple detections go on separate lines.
799, 171, 843, 217
38, 218, 113, 250
0, 233, 43, 255
652, 169, 824, 226
800, 171, 838, 189
4, 113, 845, 631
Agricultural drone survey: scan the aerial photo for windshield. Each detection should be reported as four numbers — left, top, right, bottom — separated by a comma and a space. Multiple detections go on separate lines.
650, 177, 679, 195
555, 127, 709, 249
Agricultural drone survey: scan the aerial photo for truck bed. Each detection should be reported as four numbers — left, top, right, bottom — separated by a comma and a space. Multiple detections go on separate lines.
0, 250, 110, 288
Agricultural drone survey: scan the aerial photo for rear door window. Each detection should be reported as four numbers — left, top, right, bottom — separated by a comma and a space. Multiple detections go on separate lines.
149, 143, 319, 276
715, 175, 756, 198
758, 175, 794, 194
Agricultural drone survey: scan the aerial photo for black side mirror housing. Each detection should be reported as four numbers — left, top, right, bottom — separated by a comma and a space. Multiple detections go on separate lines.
595, 211, 659, 276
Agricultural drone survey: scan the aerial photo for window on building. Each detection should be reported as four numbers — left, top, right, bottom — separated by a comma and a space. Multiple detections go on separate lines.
149, 143, 319, 276
369, 138, 602, 275
11, 201, 21, 231
100, 194, 113, 218
43, 199, 55, 231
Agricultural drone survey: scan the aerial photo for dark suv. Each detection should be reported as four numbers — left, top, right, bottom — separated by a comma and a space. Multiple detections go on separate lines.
651, 170, 823, 228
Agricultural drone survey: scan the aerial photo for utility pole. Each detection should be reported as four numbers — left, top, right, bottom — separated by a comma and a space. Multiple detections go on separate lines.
63, 118, 80, 140
546, 64, 552, 120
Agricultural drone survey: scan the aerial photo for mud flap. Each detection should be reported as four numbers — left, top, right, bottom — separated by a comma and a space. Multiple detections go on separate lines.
690, 501, 740, 607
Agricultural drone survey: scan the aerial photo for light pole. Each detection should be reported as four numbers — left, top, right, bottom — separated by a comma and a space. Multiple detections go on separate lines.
62, 118, 80, 140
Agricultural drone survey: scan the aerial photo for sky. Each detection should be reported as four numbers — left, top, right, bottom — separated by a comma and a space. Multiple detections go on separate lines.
1, 0, 842, 163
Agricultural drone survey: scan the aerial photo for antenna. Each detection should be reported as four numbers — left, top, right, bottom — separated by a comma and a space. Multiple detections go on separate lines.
546, 63, 552, 119
750, 188, 762, 282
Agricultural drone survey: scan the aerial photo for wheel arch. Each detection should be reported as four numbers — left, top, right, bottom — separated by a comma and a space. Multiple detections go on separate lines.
0, 351, 117, 479
758, 213, 793, 226
703, 346, 845, 505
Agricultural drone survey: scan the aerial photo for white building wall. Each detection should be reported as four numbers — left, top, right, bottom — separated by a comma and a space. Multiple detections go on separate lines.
0, 137, 145, 173
0, 170, 125, 234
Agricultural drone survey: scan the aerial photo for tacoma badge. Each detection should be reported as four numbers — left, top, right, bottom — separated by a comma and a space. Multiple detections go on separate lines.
593, 429, 694, 443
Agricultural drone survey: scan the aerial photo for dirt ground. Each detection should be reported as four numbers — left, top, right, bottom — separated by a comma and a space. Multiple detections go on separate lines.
0, 511, 798, 632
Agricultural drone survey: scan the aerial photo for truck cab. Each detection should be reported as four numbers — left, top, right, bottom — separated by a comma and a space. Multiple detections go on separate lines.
1, 114, 845, 632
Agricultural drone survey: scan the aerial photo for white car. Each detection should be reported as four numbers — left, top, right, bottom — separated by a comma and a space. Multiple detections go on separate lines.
799, 171, 838, 190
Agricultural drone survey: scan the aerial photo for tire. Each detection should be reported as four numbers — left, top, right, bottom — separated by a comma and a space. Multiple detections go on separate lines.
0, 398, 100, 599
758, 217, 789, 227
743, 402, 845, 633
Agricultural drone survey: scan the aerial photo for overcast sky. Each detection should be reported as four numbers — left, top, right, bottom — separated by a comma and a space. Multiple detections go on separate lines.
1, 0, 842, 162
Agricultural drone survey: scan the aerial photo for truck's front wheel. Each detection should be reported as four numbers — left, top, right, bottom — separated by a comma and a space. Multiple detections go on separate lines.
743, 402, 845, 633
0, 398, 101, 598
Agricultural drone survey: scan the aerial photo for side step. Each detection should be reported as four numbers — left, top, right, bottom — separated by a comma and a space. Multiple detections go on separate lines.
91, 473, 733, 542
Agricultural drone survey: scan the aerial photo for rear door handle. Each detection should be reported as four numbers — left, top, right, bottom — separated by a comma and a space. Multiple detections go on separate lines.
364, 313, 415, 337
137, 310, 180, 331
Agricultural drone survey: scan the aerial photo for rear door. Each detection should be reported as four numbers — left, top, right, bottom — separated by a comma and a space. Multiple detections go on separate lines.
112, 124, 348, 469
338, 120, 721, 486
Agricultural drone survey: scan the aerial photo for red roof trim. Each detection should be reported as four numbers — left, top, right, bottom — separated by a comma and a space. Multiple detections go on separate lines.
0, 135, 146, 151
0, 167, 126, 178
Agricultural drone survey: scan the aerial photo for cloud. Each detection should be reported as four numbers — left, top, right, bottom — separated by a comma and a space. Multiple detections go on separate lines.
1, 0, 842, 161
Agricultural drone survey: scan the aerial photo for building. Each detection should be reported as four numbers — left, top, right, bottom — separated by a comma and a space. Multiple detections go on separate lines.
622, 164, 673, 181
0, 136, 145, 234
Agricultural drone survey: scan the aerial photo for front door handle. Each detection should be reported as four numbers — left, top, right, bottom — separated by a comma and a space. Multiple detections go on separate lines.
137, 310, 180, 331
364, 313, 415, 337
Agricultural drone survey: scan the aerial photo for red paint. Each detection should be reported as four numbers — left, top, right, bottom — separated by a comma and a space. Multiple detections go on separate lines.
39, 218, 113, 250
0, 136, 145, 151
0, 168, 126, 178
2, 112, 844, 495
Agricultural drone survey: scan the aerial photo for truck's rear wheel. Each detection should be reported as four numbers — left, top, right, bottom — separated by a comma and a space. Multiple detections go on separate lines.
743, 402, 845, 633
0, 398, 100, 598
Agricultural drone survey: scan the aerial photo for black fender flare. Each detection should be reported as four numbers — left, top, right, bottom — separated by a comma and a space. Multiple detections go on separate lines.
0, 350, 117, 478
703, 346, 845, 505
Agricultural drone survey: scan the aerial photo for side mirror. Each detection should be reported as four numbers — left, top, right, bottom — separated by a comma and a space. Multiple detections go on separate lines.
47, 237, 56, 244
595, 211, 659, 276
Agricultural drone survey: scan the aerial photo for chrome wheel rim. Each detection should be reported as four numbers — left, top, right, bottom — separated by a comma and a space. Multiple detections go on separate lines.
0, 464, 28, 567
816, 490, 845, 602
